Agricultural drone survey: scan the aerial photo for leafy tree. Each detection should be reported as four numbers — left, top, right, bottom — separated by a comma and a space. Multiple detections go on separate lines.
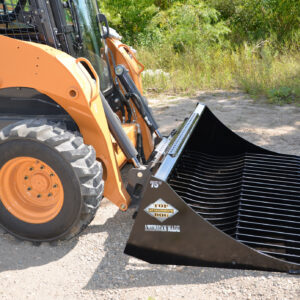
147, 0, 230, 51
99, 0, 158, 44
207, 0, 300, 45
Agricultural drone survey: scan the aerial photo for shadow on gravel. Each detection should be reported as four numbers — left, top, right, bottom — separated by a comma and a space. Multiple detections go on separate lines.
83, 210, 295, 291
0, 228, 78, 272
84, 93, 300, 290
0, 91, 298, 286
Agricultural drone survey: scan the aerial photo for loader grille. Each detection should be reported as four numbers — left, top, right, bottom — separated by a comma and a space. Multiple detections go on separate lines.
168, 150, 300, 264
0, 0, 46, 43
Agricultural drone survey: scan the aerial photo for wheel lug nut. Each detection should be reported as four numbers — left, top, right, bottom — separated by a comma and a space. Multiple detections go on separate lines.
53, 184, 57, 188
48, 193, 53, 197
40, 166, 44, 170
24, 176, 28, 180
37, 194, 41, 198
29, 167, 34, 171
27, 187, 32, 191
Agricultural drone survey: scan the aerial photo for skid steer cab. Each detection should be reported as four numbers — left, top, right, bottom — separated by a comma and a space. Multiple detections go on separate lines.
0, 0, 300, 274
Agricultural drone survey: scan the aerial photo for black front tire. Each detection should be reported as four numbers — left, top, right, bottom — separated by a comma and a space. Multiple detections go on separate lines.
0, 119, 104, 241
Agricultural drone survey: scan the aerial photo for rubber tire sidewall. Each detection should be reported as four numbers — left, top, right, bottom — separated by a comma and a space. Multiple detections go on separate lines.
0, 138, 82, 241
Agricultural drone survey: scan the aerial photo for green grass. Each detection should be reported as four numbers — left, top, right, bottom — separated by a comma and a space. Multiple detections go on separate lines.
138, 43, 300, 104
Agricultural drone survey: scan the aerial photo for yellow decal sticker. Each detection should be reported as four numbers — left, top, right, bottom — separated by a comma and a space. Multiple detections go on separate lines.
144, 199, 178, 222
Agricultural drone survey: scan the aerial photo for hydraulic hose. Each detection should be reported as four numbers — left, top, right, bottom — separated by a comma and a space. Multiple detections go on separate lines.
115, 65, 162, 140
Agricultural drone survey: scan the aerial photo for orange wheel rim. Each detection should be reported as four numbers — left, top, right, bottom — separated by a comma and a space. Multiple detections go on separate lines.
0, 157, 64, 224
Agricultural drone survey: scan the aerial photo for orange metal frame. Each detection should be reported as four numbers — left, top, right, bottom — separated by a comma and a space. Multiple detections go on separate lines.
0, 35, 130, 210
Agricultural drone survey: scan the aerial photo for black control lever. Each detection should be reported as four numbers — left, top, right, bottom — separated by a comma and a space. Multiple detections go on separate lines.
97, 13, 110, 39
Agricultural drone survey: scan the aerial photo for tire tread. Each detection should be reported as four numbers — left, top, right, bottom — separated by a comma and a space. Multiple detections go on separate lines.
0, 118, 104, 241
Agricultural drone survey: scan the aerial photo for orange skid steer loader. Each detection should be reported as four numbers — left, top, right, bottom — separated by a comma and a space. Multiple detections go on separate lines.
0, 0, 299, 274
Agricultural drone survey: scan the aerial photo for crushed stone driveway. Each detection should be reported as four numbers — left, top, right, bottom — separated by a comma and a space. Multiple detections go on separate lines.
0, 91, 299, 299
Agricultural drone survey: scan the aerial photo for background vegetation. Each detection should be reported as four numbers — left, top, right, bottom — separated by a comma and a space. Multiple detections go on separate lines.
99, 0, 300, 103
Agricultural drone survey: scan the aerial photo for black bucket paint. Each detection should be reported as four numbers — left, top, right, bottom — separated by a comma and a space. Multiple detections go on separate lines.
125, 104, 300, 273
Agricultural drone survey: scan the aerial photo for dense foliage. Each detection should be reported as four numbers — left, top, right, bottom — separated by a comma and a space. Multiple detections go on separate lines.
100, 0, 300, 49
99, 0, 300, 103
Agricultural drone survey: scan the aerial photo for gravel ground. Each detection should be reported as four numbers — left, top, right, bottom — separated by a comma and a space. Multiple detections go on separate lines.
0, 91, 299, 299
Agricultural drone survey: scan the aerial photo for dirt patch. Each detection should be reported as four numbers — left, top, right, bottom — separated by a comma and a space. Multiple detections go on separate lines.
0, 91, 299, 299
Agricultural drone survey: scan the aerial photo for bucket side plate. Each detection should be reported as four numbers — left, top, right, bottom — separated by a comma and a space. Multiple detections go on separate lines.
125, 178, 300, 273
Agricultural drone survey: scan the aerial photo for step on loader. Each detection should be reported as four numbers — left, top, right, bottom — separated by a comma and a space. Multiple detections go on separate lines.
0, 0, 299, 273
